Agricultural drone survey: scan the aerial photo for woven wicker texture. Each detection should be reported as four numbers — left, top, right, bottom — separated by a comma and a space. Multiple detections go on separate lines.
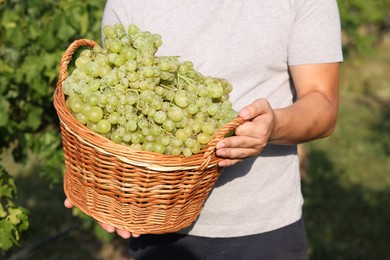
53, 39, 245, 234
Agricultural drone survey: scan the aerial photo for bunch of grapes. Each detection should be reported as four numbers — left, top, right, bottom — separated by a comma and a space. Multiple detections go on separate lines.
63, 23, 238, 157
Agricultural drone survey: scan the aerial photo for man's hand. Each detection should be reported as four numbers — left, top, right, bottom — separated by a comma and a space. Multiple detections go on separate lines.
216, 98, 275, 167
64, 198, 140, 239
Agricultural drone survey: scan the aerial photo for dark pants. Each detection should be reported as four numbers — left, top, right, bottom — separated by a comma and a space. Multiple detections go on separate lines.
129, 218, 308, 260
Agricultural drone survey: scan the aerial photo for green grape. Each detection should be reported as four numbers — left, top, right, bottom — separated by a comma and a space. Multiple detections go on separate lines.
162, 120, 175, 132
170, 137, 183, 148
131, 133, 142, 144
75, 57, 90, 69
109, 38, 122, 53
95, 54, 108, 65
111, 132, 123, 144
122, 46, 137, 60
87, 121, 98, 131
174, 90, 189, 108
207, 103, 219, 116
207, 83, 224, 98
86, 61, 100, 77
201, 121, 215, 135
119, 94, 127, 105
167, 106, 184, 122
145, 134, 155, 142
114, 23, 126, 38
138, 118, 149, 129
89, 81, 100, 91
141, 66, 154, 78
108, 111, 120, 124
128, 24, 140, 35
109, 95, 119, 106
154, 86, 165, 96
160, 135, 171, 146
175, 129, 188, 142
125, 60, 137, 72
99, 64, 111, 78
174, 116, 188, 129
126, 120, 137, 132
195, 112, 206, 122
192, 121, 202, 134
153, 34, 163, 48
187, 104, 198, 115
182, 147, 192, 157
96, 119, 111, 134
103, 25, 116, 38
196, 97, 208, 108
197, 133, 211, 145
129, 143, 141, 151
191, 141, 201, 154
151, 124, 163, 136
88, 106, 104, 122
142, 142, 154, 152
153, 143, 166, 154
80, 49, 92, 58
123, 133, 132, 142
75, 113, 89, 124
118, 116, 127, 125
185, 138, 196, 148
158, 59, 170, 71
171, 147, 181, 156
105, 105, 116, 113
104, 70, 119, 86
126, 92, 139, 105
141, 127, 151, 136
114, 55, 126, 67
68, 98, 83, 113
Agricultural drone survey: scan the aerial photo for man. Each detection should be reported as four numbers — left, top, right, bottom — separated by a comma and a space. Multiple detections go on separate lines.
66, 0, 343, 259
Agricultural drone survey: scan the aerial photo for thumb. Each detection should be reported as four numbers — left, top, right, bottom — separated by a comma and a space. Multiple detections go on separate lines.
239, 99, 269, 120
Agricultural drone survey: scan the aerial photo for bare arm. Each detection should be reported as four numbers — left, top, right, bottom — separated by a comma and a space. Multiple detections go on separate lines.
216, 62, 340, 166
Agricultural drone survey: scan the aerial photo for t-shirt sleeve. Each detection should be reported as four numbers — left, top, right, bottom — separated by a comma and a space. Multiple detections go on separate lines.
288, 0, 343, 65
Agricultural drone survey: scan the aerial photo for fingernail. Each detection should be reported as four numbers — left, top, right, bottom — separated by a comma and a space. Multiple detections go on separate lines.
217, 150, 226, 157
217, 142, 226, 149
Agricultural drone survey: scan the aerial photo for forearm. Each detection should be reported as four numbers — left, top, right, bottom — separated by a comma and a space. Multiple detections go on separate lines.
270, 91, 338, 145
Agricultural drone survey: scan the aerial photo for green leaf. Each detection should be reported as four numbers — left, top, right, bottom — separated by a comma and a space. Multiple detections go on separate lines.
25, 106, 43, 131
7, 27, 28, 49
57, 14, 77, 42
0, 219, 19, 251
0, 97, 10, 127
0, 204, 6, 218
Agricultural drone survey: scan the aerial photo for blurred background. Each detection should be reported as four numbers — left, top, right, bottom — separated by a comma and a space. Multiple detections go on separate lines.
0, 0, 389, 259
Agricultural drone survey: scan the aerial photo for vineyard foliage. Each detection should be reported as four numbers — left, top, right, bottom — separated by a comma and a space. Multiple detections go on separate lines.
0, 0, 104, 251
0, 0, 389, 252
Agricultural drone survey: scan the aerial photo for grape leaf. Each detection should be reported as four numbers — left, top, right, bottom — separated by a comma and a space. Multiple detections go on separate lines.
0, 220, 18, 251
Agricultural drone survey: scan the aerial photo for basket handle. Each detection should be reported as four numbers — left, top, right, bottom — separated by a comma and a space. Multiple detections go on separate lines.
57, 39, 97, 89
199, 116, 246, 170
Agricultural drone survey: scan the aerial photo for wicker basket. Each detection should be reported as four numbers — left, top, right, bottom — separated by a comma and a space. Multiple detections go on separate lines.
53, 39, 245, 234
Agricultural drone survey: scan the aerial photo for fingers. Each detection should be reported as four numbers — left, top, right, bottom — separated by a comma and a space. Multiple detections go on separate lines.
98, 222, 140, 239
64, 198, 74, 208
98, 222, 116, 233
116, 229, 131, 239
65, 198, 140, 239
218, 159, 242, 167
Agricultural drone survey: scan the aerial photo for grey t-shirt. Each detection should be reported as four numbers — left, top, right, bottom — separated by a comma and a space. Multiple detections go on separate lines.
102, 0, 343, 237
